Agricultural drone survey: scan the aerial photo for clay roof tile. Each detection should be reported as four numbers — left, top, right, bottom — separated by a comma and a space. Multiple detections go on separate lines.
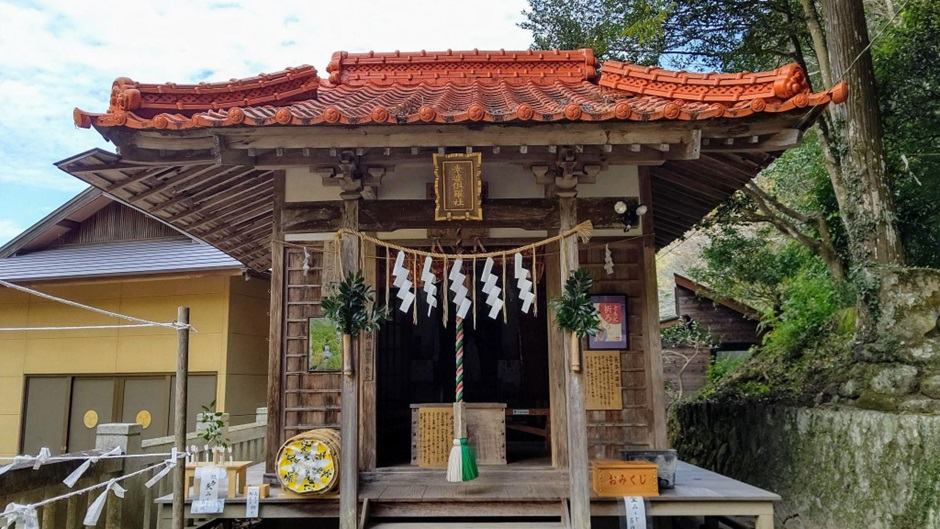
74, 49, 844, 130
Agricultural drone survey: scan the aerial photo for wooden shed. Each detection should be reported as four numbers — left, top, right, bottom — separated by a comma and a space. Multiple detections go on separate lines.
62, 48, 844, 528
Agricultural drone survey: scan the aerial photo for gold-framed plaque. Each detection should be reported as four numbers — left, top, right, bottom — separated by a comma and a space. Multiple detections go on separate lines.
433, 153, 482, 221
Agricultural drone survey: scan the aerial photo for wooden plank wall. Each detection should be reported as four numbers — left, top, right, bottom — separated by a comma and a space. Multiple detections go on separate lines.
53, 201, 179, 245
283, 244, 343, 439
675, 286, 761, 346
581, 240, 654, 460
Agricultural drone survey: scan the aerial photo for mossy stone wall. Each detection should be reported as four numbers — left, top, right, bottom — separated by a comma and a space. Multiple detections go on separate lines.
671, 403, 940, 528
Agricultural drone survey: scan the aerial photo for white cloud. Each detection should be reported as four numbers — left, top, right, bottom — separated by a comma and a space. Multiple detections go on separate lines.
0, 0, 534, 226
0, 219, 24, 244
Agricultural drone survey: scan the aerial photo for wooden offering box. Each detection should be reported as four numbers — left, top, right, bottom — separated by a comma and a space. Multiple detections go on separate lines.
410, 403, 506, 467
592, 461, 660, 497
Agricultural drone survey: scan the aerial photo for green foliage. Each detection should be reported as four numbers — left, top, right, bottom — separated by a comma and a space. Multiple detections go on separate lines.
760, 261, 855, 358
550, 267, 601, 338
661, 318, 718, 348
320, 271, 389, 337
689, 227, 810, 314
198, 399, 228, 449
706, 354, 749, 386
876, 0, 940, 268
521, 0, 813, 73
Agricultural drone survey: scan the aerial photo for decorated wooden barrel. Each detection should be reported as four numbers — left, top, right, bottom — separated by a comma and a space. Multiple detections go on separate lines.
276, 428, 341, 494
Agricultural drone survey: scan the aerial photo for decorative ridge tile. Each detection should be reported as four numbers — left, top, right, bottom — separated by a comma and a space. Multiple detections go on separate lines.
102, 65, 319, 117
325, 48, 599, 86
599, 61, 811, 102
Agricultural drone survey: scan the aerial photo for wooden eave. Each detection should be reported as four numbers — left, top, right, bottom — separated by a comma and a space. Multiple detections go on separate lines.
674, 273, 761, 320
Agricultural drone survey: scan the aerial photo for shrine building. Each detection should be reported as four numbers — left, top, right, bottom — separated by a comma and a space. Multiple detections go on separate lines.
65, 48, 845, 529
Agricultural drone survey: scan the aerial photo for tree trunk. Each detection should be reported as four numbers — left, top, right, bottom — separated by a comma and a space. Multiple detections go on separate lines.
821, 0, 905, 269
820, 0, 906, 343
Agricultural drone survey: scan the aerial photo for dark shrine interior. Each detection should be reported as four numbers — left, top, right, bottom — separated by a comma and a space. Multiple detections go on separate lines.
375, 250, 550, 467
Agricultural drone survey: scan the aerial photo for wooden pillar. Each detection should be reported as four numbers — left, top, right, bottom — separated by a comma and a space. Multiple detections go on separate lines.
545, 237, 568, 468
359, 236, 377, 471
560, 196, 591, 529
339, 198, 361, 529
639, 167, 667, 448
172, 307, 190, 529
265, 171, 286, 473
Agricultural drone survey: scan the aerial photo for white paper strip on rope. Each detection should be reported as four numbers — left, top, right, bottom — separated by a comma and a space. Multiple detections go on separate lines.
0, 503, 38, 529
83, 478, 125, 526
514, 253, 535, 314
604, 244, 615, 275
144, 448, 179, 489
30, 448, 50, 471
302, 247, 312, 276
63, 446, 122, 488
421, 256, 438, 316
480, 257, 503, 320
0, 456, 30, 478
448, 259, 472, 320
391, 251, 416, 313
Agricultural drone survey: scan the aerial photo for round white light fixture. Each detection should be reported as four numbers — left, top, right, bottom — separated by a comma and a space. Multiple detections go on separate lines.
636, 205, 648, 217
614, 200, 628, 214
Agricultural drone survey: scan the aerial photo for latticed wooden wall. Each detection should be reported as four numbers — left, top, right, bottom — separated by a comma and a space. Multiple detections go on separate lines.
282, 243, 342, 439
581, 240, 655, 460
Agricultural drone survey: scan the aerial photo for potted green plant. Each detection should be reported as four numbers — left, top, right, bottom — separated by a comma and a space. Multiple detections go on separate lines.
550, 267, 600, 372
197, 400, 229, 464
321, 271, 389, 376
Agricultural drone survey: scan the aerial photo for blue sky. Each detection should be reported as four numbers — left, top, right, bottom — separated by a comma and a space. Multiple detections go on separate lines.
0, 0, 533, 245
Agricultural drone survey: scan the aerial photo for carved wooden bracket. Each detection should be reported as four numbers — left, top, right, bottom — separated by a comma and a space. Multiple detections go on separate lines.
315, 150, 388, 199
531, 148, 602, 197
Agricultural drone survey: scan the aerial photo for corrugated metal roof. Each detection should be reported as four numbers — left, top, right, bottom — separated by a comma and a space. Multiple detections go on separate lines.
0, 238, 243, 282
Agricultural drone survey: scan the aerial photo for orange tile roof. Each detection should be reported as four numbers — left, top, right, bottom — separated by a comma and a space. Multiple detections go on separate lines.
74, 49, 846, 130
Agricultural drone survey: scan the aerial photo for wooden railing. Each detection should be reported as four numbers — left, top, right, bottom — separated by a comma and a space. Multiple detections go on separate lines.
2, 408, 267, 529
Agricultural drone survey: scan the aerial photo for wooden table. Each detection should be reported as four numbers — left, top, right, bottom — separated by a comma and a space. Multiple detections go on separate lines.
592, 462, 780, 529
185, 461, 254, 499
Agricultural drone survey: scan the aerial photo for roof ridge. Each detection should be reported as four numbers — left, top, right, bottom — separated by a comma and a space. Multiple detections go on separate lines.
325, 48, 599, 86
599, 61, 815, 103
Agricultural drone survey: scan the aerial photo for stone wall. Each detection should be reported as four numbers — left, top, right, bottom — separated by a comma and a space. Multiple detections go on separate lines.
671, 402, 940, 529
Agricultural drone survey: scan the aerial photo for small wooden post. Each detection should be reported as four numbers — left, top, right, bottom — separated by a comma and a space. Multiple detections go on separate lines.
172, 306, 190, 529
339, 198, 361, 529
560, 197, 591, 529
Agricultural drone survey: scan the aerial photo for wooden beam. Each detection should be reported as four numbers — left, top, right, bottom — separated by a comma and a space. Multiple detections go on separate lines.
282, 197, 631, 234
651, 168, 733, 203
127, 165, 241, 205
560, 196, 590, 529
339, 198, 360, 529
171, 181, 273, 227
145, 168, 263, 213
639, 167, 667, 448
700, 129, 802, 153
265, 172, 286, 475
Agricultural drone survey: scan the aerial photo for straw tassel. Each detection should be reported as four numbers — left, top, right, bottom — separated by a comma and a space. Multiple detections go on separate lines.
446, 317, 478, 482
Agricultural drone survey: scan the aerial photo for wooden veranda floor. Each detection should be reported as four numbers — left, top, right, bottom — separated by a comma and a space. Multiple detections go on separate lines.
156, 460, 779, 528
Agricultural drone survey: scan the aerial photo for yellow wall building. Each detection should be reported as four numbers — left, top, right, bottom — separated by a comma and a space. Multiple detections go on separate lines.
0, 189, 269, 456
